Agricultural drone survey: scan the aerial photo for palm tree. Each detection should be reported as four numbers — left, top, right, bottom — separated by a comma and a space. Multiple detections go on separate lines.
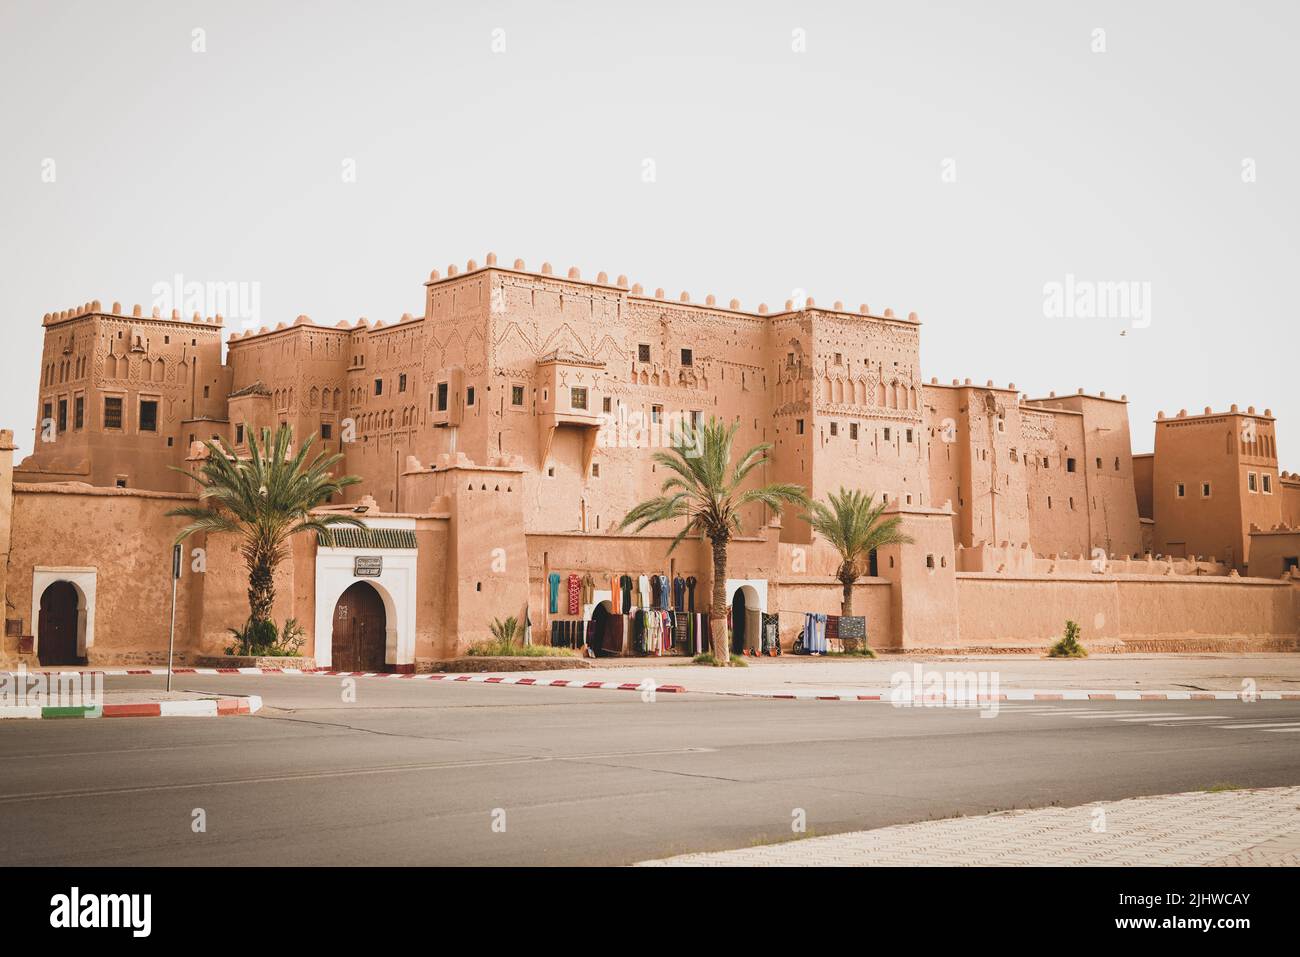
619, 417, 807, 664
169, 424, 364, 627
804, 487, 913, 621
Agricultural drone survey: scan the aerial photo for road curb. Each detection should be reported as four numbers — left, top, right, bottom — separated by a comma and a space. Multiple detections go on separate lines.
0, 695, 263, 720
1, 668, 1294, 702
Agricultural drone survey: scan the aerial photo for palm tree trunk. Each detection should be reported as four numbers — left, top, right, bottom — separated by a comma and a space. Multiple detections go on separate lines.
840, 575, 854, 618
248, 546, 277, 624
709, 534, 730, 665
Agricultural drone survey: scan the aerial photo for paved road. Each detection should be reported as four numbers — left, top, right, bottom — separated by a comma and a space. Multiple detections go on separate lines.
1, 674, 1297, 865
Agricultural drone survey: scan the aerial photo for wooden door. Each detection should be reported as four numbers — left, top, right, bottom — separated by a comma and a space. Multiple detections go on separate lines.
38, 581, 80, 665
331, 581, 388, 671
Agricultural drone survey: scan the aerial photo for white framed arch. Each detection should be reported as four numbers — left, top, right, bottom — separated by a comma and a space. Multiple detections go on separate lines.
725, 578, 767, 612
31, 566, 97, 660
313, 521, 418, 671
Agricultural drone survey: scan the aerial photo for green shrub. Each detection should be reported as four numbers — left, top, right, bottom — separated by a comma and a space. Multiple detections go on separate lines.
692, 652, 748, 667
225, 617, 305, 657
465, 640, 578, 658
1048, 619, 1088, 658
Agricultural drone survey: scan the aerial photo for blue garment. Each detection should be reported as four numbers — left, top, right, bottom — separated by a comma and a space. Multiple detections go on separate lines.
547, 572, 561, 613
802, 613, 828, 653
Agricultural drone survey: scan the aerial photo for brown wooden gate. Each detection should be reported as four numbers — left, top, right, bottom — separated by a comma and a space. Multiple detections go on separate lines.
331, 581, 388, 672
38, 581, 80, 665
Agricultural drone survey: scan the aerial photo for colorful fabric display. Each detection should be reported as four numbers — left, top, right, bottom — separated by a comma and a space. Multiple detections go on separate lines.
567, 574, 581, 615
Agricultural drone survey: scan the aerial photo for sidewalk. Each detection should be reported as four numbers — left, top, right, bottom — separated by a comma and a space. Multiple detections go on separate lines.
638, 786, 1300, 866
482, 653, 1300, 698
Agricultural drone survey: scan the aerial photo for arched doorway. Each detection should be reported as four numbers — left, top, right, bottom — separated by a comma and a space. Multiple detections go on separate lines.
729, 584, 762, 655
331, 581, 388, 671
38, 581, 81, 665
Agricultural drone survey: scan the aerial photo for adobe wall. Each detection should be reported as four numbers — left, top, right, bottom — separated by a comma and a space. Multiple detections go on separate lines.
956, 573, 1299, 650
7, 484, 201, 664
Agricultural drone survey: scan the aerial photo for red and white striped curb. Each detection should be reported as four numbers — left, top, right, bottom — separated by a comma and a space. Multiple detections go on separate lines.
2, 668, 1295, 702
0, 695, 262, 720
0, 668, 685, 695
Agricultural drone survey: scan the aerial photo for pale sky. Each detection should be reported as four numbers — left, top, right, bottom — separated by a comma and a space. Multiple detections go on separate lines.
2, 0, 1297, 461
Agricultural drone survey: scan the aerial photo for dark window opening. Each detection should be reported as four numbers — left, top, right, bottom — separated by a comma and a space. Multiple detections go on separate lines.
139, 400, 158, 432
638, 343, 651, 363
103, 397, 123, 430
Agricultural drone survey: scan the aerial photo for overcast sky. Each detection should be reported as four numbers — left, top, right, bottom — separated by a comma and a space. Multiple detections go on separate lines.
2, 0, 1296, 461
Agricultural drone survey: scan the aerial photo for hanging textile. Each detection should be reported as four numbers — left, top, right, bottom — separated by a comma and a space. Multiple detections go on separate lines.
580, 571, 596, 607
549, 619, 587, 649
601, 613, 631, 656
636, 574, 650, 610
654, 574, 670, 610
618, 574, 634, 612
800, 613, 828, 654
672, 575, 686, 612
633, 609, 675, 656
547, 572, 561, 614
567, 574, 581, 615
685, 576, 698, 611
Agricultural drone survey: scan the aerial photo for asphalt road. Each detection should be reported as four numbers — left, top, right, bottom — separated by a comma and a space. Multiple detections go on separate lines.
1, 674, 1297, 865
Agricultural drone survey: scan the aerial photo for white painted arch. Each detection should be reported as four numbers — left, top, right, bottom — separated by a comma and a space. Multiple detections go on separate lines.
31, 566, 97, 660
313, 518, 418, 670
725, 578, 767, 613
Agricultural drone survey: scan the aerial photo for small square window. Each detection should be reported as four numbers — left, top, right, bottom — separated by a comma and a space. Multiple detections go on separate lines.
602, 396, 612, 414
321, 423, 333, 440
1263, 474, 1272, 494
511, 385, 525, 406
829, 422, 838, 436
57, 399, 67, 433
115, 478, 127, 488
638, 343, 651, 363
690, 410, 701, 429
849, 423, 859, 440
399, 373, 408, 393
546, 465, 555, 478
652, 405, 663, 424
906, 428, 913, 443
1176, 482, 1186, 498
1066, 457, 1077, 473
1247, 472, 1258, 493
1201, 482, 1211, 497
591, 463, 601, 478
236, 423, 245, 445
437, 382, 449, 412
466, 387, 475, 406
374, 378, 383, 396
1096, 457, 1103, 469
883, 427, 891, 442
203, 385, 210, 399
571, 387, 588, 410
74, 396, 84, 430
680, 348, 693, 367
796, 419, 805, 435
